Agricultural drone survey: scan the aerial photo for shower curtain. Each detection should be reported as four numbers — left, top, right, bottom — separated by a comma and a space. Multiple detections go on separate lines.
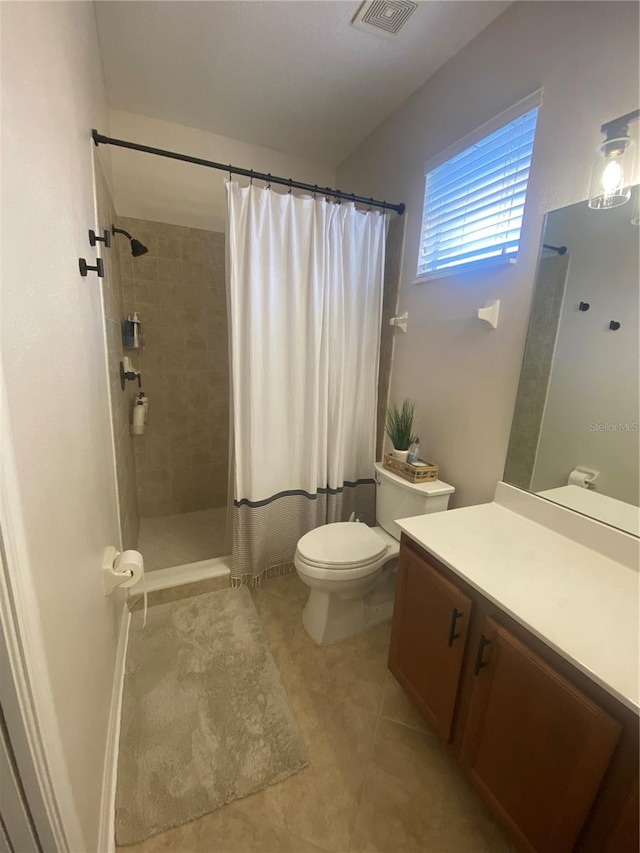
226, 181, 388, 585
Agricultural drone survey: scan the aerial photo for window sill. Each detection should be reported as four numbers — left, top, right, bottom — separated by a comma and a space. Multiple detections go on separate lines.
414, 255, 516, 284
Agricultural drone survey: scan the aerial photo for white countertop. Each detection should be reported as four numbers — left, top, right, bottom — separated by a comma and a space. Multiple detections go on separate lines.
397, 501, 640, 713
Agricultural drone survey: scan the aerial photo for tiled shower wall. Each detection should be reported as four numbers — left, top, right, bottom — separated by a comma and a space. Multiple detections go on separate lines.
117, 216, 229, 517
376, 216, 406, 461
95, 159, 140, 549
503, 253, 569, 489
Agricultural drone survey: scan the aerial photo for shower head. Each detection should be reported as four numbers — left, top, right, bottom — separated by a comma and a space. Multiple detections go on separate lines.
112, 225, 149, 257
542, 243, 568, 255
130, 238, 148, 257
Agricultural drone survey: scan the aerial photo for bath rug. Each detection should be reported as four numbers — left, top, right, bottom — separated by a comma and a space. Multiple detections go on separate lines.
115, 586, 307, 846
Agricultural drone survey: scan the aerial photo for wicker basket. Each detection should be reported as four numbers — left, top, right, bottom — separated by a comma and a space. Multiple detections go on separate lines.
383, 452, 439, 484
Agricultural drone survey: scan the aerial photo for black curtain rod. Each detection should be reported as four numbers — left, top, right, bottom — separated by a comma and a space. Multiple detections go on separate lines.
91, 129, 405, 215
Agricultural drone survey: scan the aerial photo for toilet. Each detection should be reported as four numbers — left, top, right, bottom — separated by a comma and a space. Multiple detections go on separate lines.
294, 462, 455, 645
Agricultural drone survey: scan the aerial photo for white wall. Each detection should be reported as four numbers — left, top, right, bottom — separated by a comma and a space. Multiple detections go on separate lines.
336, 1, 640, 508
531, 197, 639, 505
1, 2, 123, 848
106, 110, 336, 231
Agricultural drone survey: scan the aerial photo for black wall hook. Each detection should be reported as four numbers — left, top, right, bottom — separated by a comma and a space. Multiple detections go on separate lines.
79, 257, 104, 278
609, 320, 621, 330
579, 301, 590, 311
89, 229, 111, 248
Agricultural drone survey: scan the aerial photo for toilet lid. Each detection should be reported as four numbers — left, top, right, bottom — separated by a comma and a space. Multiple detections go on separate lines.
297, 522, 388, 568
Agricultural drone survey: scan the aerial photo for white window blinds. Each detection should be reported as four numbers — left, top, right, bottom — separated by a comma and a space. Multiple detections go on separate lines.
417, 104, 540, 278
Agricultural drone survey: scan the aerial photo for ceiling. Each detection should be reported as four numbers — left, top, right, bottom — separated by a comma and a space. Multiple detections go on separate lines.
95, 1, 511, 166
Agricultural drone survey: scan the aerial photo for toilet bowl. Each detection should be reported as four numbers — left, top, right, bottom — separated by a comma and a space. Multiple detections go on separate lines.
294, 462, 455, 645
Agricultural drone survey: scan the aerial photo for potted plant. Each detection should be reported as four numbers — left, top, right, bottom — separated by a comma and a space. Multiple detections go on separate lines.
385, 399, 417, 462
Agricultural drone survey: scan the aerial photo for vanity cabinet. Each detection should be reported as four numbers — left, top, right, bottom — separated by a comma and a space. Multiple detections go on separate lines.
460, 618, 620, 853
389, 536, 639, 853
389, 546, 471, 741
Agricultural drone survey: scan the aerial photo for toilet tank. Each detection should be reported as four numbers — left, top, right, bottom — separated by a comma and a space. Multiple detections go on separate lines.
374, 462, 455, 541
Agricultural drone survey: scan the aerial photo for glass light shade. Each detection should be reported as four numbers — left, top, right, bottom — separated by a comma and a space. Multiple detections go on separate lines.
631, 185, 640, 226
588, 136, 635, 210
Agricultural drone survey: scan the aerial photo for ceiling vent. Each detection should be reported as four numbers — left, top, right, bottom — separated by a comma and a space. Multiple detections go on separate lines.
351, 0, 419, 39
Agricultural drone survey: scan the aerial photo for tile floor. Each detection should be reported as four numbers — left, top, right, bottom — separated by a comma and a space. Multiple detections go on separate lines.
119, 573, 516, 853
137, 508, 228, 571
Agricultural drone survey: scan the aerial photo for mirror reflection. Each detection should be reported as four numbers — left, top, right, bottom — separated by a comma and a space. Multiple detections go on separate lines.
505, 187, 639, 536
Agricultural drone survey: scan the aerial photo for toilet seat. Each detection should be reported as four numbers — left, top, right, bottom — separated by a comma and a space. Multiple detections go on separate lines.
295, 522, 397, 583
296, 522, 388, 569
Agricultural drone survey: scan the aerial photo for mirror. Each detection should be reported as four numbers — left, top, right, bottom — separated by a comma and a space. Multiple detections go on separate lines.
505, 187, 639, 536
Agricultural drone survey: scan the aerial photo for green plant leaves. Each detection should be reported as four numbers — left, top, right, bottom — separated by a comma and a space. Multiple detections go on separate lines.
385, 399, 417, 451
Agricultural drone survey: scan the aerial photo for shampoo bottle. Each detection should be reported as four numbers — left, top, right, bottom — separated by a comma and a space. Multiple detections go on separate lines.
138, 391, 149, 424
131, 399, 145, 435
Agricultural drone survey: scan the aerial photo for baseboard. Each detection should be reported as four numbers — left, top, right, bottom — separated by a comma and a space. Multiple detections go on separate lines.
97, 600, 131, 853
140, 556, 231, 593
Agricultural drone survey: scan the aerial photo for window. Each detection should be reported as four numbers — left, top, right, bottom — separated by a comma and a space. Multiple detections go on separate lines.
417, 101, 540, 278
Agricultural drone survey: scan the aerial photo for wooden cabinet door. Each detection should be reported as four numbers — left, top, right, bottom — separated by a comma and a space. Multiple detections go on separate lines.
460, 618, 621, 853
602, 777, 639, 853
389, 547, 471, 741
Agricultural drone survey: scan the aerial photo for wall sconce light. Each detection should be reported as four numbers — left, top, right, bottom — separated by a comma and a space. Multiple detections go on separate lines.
588, 109, 639, 210
631, 186, 640, 226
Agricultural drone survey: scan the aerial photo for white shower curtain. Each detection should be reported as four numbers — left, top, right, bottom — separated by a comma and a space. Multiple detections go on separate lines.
226, 182, 387, 585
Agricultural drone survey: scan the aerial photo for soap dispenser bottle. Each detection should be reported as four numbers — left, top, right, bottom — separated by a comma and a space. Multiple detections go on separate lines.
132, 312, 141, 348
407, 438, 420, 464
123, 316, 135, 348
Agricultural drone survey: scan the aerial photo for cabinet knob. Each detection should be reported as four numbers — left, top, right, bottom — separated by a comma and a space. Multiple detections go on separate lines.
448, 608, 464, 646
473, 635, 492, 675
